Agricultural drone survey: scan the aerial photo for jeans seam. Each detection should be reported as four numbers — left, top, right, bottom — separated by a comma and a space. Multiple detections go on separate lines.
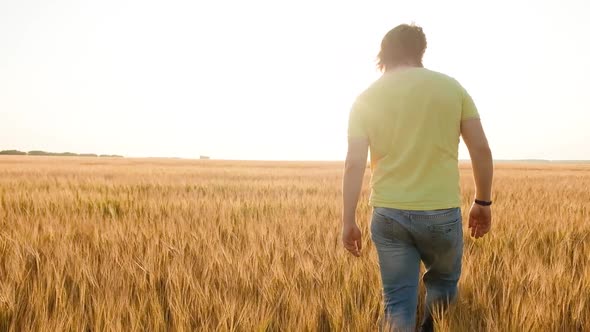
409, 209, 458, 220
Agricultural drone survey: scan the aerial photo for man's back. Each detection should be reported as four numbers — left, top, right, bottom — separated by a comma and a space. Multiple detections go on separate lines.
348, 67, 479, 210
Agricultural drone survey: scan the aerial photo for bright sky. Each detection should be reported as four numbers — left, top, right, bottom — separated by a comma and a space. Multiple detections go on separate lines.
1, 0, 589, 160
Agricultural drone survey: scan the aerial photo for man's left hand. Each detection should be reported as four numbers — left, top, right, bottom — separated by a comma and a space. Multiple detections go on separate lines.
342, 223, 362, 257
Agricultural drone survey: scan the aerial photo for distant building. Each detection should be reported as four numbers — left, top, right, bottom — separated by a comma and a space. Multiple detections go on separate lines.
199, 155, 210, 160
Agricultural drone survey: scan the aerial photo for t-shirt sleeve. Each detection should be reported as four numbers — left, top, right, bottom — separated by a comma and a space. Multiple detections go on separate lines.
347, 99, 369, 138
461, 87, 480, 120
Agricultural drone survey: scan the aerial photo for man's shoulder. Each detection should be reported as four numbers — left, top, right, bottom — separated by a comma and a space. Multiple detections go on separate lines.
420, 68, 461, 85
352, 68, 463, 109
354, 74, 394, 104
352, 79, 382, 110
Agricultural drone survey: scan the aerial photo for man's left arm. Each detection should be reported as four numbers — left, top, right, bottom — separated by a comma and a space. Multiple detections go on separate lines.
342, 136, 369, 257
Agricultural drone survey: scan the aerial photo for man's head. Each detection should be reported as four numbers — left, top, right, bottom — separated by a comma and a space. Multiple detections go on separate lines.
377, 24, 427, 72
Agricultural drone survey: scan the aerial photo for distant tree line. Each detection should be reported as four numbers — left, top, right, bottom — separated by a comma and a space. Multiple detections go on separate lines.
0, 149, 123, 158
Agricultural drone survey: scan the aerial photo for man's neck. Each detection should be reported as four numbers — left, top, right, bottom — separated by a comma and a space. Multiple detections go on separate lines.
385, 62, 423, 73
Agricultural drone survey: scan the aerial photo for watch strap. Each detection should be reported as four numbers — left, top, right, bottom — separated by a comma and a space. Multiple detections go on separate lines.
474, 199, 492, 206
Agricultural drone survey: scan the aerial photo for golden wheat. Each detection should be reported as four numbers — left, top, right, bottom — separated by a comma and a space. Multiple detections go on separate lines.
0, 156, 588, 331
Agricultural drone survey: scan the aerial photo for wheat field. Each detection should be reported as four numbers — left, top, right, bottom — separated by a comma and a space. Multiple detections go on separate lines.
0, 156, 588, 331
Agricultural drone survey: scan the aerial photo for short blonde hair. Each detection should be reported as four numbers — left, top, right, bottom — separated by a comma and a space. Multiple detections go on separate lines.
377, 24, 427, 72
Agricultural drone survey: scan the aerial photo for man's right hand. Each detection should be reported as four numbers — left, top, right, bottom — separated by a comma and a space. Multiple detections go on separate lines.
468, 203, 492, 238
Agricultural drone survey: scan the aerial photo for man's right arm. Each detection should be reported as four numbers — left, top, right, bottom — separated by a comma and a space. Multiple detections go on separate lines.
461, 118, 494, 238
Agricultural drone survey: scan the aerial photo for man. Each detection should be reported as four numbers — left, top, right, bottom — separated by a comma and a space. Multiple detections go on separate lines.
341, 24, 493, 331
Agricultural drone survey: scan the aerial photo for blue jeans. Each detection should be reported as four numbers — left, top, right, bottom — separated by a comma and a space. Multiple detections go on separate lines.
370, 207, 463, 332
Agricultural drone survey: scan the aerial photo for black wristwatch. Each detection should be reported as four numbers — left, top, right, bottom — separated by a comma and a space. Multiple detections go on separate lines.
474, 199, 492, 206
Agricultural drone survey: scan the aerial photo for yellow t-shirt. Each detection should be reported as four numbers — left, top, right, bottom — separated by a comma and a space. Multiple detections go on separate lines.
348, 67, 479, 210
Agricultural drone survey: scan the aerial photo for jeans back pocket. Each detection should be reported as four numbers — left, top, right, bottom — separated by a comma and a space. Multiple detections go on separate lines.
411, 208, 462, 247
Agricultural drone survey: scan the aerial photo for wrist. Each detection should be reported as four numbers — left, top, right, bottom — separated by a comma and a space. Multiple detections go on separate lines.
474, 198, 492, 206
342, 218, 356, 226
